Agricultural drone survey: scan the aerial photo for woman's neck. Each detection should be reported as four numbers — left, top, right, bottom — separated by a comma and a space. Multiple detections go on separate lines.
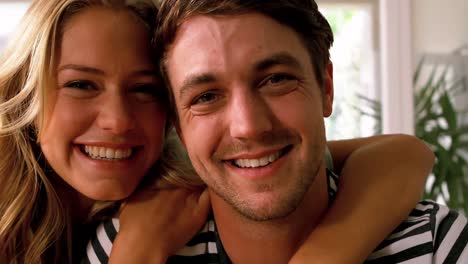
52, 174, 94, 224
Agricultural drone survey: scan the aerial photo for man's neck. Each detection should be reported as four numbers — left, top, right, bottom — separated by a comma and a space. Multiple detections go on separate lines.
211, 167, 329, 264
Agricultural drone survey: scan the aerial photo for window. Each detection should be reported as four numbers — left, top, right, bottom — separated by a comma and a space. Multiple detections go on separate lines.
318, 1, 380, 139
319, 0, 414, 139
0, 1, 30, 52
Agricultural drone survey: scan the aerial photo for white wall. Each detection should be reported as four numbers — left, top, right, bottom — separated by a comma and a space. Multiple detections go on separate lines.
412, 0, 468, 122
412, 0, 468, 55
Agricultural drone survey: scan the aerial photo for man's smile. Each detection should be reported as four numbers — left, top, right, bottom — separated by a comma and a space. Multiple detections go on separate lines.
227, 145, 294, 168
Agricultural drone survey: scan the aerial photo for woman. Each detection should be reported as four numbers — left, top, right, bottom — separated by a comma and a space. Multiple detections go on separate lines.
0, 0, 178, 262
0, 0, 433, 263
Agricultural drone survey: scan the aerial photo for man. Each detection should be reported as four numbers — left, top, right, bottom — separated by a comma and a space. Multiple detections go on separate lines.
153, 0, 467, 263
83, 0, 467, 263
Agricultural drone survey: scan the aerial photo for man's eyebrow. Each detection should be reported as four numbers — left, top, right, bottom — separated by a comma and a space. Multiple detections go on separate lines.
254, 52, 304, 72
178, 73, 217, 100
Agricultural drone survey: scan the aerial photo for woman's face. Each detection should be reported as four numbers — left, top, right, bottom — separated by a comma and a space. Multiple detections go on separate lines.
40, 6, 166, 201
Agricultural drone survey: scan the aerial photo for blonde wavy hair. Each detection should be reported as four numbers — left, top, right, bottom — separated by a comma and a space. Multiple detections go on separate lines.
0, 0, 202, 263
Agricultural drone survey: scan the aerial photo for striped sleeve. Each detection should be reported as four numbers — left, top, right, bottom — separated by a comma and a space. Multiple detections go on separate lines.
366, 200, 467, 263
432, 204, 468, 263
82, 217, 218, 264
82, 218, 120, 264
326, 169, 339, 204
167, 219, 219, 263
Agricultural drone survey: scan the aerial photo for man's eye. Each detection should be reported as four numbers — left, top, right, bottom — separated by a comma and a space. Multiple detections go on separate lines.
259, 73, 298, 96
264, 74, 296, 85
64, 80, 96, 90
192, 92, 219, 105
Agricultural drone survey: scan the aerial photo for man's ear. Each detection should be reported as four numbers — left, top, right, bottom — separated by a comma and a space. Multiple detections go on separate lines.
322, 61, 334, 117
172, 119, 186, 147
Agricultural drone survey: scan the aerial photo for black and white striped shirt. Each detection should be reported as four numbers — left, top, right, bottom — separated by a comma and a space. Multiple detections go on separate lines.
83, 171, 468, 263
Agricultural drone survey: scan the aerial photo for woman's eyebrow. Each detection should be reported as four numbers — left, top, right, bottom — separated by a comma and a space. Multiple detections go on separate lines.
58, 64, 157, 78
57, 64, 104, 75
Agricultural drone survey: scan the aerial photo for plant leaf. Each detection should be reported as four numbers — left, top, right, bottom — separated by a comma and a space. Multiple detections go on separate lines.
439, 92, 458, 130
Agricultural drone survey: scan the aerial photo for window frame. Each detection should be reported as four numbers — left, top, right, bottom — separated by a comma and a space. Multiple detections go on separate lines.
319, 0, 415, 135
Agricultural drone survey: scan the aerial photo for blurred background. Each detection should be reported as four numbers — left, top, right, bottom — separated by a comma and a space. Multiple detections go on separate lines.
1, 0, 466, 212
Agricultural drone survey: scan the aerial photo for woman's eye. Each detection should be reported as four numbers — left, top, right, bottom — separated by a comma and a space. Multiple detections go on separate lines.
132, 84, 165, 102
64, 80, 95, 90
60, 80, 99, 99
133, 84, 155, 94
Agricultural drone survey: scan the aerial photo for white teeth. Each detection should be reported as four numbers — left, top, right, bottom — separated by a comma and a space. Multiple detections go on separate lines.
99, 148, 106, 157
233, 152, 281, 168
83, 145, 132, 160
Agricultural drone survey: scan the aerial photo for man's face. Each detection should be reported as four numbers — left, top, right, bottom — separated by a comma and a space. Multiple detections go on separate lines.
165, 13, 333, 221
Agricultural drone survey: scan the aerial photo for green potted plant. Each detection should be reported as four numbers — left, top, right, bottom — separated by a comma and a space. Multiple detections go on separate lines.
357, 59, 468, 213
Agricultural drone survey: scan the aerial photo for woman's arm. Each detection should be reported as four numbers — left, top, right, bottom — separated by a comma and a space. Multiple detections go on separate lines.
290, 134, 435, 264
108, 188, 210, 264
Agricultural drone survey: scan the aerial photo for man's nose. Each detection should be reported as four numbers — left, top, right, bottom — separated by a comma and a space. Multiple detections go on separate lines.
96, 93, 136, 134
228, 92, 274, 140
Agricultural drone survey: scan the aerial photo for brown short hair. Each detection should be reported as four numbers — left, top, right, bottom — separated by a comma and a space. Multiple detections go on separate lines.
155, 0, 334, 90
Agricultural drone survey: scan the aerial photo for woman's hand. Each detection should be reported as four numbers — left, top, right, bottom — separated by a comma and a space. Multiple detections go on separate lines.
109, 187, 210, 264
289, 134, 434, 264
